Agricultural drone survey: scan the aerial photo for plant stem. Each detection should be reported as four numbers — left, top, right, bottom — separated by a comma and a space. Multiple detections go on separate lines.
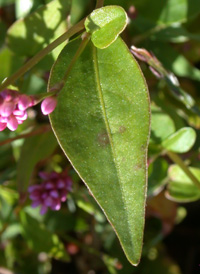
0, 19, 85, 92
167, 150, 200, 190
0, 125, 51, 146
133, 25, 166, 45
50, 33, 91, 92
95, 0, 104, 9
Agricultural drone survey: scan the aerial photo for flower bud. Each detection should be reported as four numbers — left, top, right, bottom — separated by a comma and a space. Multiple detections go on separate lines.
18, 94, 33, 110
41, 96, 57, 115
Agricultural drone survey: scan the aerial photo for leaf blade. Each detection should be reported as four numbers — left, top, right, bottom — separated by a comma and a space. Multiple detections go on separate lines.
17, 130, 58, 192
85, 6, 128, 49
49, 37, 150, 265
166, 165, 200, 202
162, 127, 196, 153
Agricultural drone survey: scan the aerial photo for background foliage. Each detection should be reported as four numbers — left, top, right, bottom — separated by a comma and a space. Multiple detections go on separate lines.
1, 0, 200, 273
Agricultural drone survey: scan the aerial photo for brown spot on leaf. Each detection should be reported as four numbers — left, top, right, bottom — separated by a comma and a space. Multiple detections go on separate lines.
133, 163, 142, 171
97, 132, 109, 147
119, 126, 126, 133
141, 144, 146, 151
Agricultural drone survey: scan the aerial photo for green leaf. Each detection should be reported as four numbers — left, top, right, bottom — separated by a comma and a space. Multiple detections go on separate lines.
17, 130, 58, 192
145, 42, 200, 81
49, 37, 150, 265
150, 26, 200, 43
7, 0, 71, 58
148, 158, 168, 196
0, 21, 6, 47
85, 6, 128, 49
70, 0, 90, 25
162, 127, 196, 153
150, 106, 175, 144
15, 0, 34, 19
166, 165, 200, 202
20, 210, 70, 261
0, 0, 15, 7
133, 0, 200, 25
0, 48, 24, 83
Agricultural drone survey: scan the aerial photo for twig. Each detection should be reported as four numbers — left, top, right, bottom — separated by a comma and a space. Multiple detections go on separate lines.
167, 150, 200, 190
0, 125, 51, 146
0, 19, 85, 92
95, 0, 104, 9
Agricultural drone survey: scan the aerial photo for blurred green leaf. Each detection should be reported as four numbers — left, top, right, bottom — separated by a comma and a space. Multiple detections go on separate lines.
15, 0, 34, 19
7, 0, 71, 59
20, 73, 46, 95
49, 37, 150, 265
133, 0, 200, 25
0, 0, 15, 6
85, 6, 128, 49
77, 199, 106, 223
0, 48, 24, 83
70, 0, 91, 25
1, 223, 22, 241
150, 25, 200, 43
0, 21, 6, 47
148, 158, 168, 196
20, 210, 70, 261
17, 130, 58, 192
167, 165, 200, 202
162, 127, 196, 153
150, 106, 175, 144
145, 41, 200, 81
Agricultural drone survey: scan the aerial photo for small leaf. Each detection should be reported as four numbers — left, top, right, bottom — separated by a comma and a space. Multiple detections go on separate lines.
166, 165, 200, 202
17, 130, 58, 192
150, 106, 175, 144
85, 6, 128, 49
49, 37, 150, 265
162, 127, 196, 153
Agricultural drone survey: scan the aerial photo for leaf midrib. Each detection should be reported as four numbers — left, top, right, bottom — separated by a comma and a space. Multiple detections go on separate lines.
92, 45, 133, 248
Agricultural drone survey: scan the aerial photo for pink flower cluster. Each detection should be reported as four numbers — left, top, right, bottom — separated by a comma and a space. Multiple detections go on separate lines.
0, 89, 57, 132
28, 171, 72, 215
0, 89, 33, 131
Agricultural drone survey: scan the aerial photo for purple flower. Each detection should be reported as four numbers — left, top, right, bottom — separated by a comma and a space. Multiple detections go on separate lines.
41, 96, 57, 115
0, 89, 33, 132
28, 171, 72, 215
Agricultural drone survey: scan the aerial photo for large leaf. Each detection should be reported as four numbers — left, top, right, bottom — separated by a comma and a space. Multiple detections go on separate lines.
7, 0, 71, 58
85, 6, 128, 49
49, 37, 150, 265
162, 127, 196, 153
17, 130, 58, 192
166, 165, 200, 202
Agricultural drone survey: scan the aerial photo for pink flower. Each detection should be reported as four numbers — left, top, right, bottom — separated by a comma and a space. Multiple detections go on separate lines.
0, 89, 33, 131
41, 96, 57, 115
28, 171, 72, 215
